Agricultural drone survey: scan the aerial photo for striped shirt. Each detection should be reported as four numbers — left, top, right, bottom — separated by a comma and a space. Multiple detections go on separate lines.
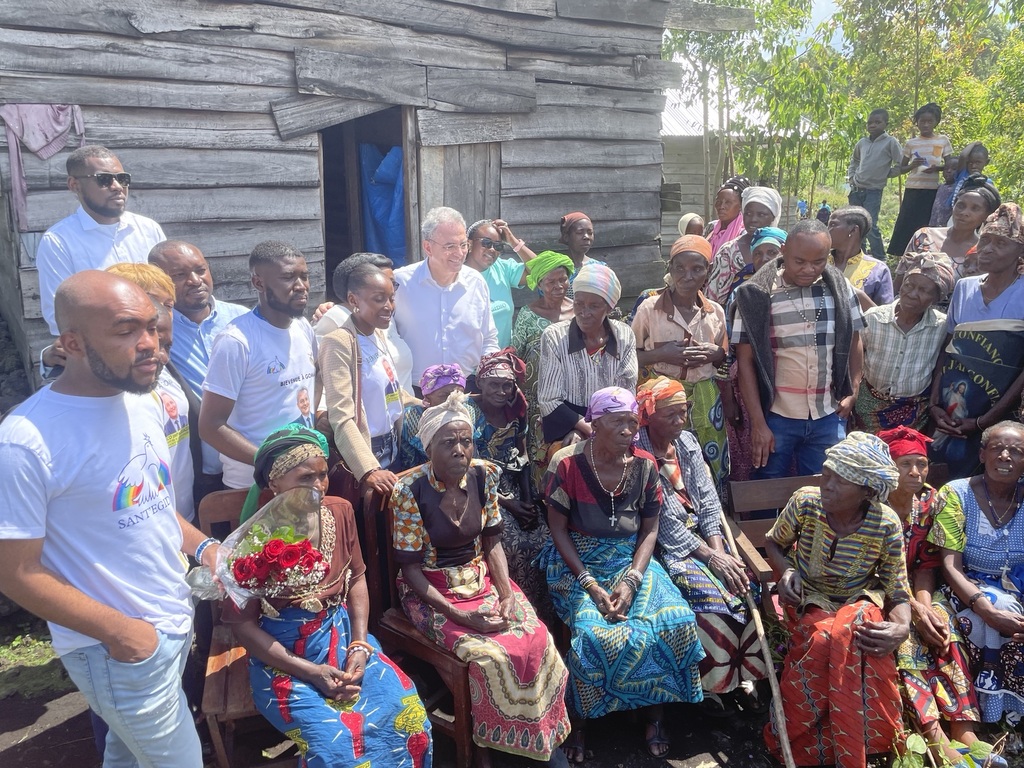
732, 269, 865, 420
861, 301, 947, 397
537, 318, 637, 440
767, 487, 910, 612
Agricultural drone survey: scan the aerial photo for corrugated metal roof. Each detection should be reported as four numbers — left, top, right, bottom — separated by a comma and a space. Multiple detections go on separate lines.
661, 89, 722, 137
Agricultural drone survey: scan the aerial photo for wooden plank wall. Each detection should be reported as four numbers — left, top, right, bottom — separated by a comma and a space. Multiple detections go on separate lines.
660, 135, 724, 258
0, 0, 713, 371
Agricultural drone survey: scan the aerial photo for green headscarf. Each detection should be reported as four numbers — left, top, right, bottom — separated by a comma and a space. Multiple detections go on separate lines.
525, 250, 576, 291
240, 425, 329, 523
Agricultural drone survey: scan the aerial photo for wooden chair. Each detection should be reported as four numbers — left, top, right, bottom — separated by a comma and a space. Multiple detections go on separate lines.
196, 489, 258, 768
361, 472, 475, 768
727, 474, 822, 621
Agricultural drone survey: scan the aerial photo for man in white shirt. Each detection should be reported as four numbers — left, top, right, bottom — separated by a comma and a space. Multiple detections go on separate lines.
150, 240, 249, 496
36, 146, 166, 337
0, 271, 217, 767
393, 207, 499, 385
199, 241, 318, 489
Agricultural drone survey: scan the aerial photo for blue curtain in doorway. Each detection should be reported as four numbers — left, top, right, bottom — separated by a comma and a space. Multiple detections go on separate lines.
359, 144, 407, 266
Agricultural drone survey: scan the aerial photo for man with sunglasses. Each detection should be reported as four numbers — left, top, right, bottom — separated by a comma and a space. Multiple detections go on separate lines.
392, 206, 499, 388
36, 144, 165, 345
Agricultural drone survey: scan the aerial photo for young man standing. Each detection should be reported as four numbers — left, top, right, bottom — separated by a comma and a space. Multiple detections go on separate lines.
847, 108, 902, 257
732, 220, 865, 478
199, 241, 317, 489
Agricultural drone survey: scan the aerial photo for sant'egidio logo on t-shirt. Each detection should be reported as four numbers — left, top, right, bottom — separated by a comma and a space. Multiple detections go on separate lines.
266, 355, 286, 375
111, 433, 172, 525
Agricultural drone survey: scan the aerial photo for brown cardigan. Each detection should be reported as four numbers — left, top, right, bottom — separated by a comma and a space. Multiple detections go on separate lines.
318, 316, 412, 480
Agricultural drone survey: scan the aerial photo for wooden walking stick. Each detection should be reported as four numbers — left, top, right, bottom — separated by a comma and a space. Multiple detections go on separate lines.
719, 511, 797, 768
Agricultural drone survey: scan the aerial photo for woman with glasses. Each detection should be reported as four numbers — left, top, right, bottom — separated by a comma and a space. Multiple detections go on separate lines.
930, 421, 1024, 729
631, 236, 730, 492
465, 218, 538, 348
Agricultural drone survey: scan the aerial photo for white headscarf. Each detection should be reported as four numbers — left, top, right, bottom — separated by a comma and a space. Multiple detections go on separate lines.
742, 186, 783, 226
418, 390, 475, 450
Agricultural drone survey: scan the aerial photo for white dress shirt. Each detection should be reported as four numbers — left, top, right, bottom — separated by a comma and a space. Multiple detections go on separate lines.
392, 261, 499, 382
36, 206, 166, 334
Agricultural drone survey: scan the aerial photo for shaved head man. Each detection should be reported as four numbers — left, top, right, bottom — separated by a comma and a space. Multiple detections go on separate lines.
0, 270, 219, 766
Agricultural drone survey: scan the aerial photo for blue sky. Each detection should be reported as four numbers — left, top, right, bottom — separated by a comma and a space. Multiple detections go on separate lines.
810, 0, 838, 27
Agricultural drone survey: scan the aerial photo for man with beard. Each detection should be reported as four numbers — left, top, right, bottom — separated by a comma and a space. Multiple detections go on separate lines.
0, 271, 217, 767
36, 146, 166, 374
149, 241, 247, 496
199, 241, 317, 489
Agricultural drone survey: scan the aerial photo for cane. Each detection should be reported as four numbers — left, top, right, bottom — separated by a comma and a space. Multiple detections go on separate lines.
719, 511, 797, 768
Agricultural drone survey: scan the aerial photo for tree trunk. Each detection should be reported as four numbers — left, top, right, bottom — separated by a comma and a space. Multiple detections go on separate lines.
701, 65, 712, 221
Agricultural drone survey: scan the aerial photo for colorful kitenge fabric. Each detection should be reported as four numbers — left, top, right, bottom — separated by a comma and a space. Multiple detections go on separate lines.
510, 306, 555, 490
252, 605, 432, 768
854, 380, 930, 433
928, 479, 1024, 721
765, 601, 903, 768
473, 409, 553, 622
537, 531, 705, 718
766, 487, 911, 611
397, 561, 570, 759
399, 403, 428, 470
834, 251, 894, 305
896, 485, 980, 726
680, 377, 730, 494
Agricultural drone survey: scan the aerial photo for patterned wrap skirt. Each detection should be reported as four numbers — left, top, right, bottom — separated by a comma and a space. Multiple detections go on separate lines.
680, 377, 730, 494
538, 532, 705, 719
668, 554, 767, 694
944, 575, 1024, 722
251, 604, 432, 768
765, 601, 903, 768
896, 596, 980, 726
398, 560, 570, 759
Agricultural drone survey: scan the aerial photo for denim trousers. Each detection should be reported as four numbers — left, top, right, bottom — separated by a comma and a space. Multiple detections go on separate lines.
754, 411, 846, 479
848, 187, 885, 257
61, 629, 202, 768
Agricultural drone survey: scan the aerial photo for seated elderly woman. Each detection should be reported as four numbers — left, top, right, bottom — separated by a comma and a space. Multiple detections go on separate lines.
537, 263, 637, 467
929, 421, 1024, 728
390, 392, 570, 767
635, 377, 767, 716
538, 387, 704, 761
399, 364, 469, 470
221, 426, 432, 767
763, 432, 910, 768
879, 426, 1002, 768
469, 349, 551, 616
854, 252, 954, 433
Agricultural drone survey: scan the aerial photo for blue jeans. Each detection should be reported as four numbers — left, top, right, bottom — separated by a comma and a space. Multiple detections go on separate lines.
754, 411, 846, 479
848, 187, 885, 257
61, 629, 202, 768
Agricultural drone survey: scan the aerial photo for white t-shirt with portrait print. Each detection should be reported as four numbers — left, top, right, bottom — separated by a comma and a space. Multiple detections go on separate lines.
357, 331, 403, 439
203, 310, 318, 489
146, 367, 195, 521
0, 387, 192, 656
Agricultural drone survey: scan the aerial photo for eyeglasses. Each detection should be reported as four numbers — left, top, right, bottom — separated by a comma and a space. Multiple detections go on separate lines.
428, 239, 469, 254
986, 444, 1024, 460
475, 237, 507, 253
74, 172, 132, 188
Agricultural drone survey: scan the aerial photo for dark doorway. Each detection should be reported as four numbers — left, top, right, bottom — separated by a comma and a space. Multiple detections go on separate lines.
320, 106, 406, 301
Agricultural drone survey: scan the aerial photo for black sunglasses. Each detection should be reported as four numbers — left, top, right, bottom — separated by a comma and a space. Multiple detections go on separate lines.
75, 172, 132, 188
475, 237, 507, 253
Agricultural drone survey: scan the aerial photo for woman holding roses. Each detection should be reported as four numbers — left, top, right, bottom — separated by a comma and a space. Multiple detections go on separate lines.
221, 425, 432, 768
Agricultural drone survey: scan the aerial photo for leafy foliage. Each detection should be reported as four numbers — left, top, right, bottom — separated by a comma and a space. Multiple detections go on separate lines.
663, 0, 1023, 203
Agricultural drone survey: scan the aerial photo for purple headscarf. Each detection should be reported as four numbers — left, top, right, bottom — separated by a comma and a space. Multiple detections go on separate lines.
419, 364, 465, 396
585, 386, 638, 422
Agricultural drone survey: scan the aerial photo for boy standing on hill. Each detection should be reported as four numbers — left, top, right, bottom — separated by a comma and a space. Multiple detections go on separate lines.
847, 108, 902, 257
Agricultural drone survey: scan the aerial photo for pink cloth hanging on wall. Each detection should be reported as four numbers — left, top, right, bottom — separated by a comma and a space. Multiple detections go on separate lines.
0, 104, 85, 232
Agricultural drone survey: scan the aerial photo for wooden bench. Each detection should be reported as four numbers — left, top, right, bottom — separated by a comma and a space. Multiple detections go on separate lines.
196, 489, 259, 768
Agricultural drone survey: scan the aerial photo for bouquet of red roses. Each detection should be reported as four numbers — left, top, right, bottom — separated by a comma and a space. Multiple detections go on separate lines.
188, 486, 328, 609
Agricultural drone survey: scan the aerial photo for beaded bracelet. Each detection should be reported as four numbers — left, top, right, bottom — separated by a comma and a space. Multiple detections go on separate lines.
348, 640, 374, 657
576, 569, 594, 585
579, 575, 598, 591
194, 537, 218, 563
968, 591, 987, 610
626, 568, 644, 584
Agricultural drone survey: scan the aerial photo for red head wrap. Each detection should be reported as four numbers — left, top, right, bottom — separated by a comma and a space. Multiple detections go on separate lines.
877, 425, 932, 459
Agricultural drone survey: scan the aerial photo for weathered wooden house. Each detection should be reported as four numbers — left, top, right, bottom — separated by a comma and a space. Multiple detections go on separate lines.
0, 0, 752, 377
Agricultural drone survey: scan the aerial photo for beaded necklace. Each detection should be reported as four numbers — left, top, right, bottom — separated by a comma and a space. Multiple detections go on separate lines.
588, 439, 630, 528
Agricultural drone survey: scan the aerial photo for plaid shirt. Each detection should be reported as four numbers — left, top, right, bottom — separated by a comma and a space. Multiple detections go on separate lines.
733, 269, 865, 420
861, 302, 947, 398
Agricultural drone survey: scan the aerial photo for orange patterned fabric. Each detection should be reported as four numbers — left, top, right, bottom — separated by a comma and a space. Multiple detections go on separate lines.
765, 601, 903, 768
